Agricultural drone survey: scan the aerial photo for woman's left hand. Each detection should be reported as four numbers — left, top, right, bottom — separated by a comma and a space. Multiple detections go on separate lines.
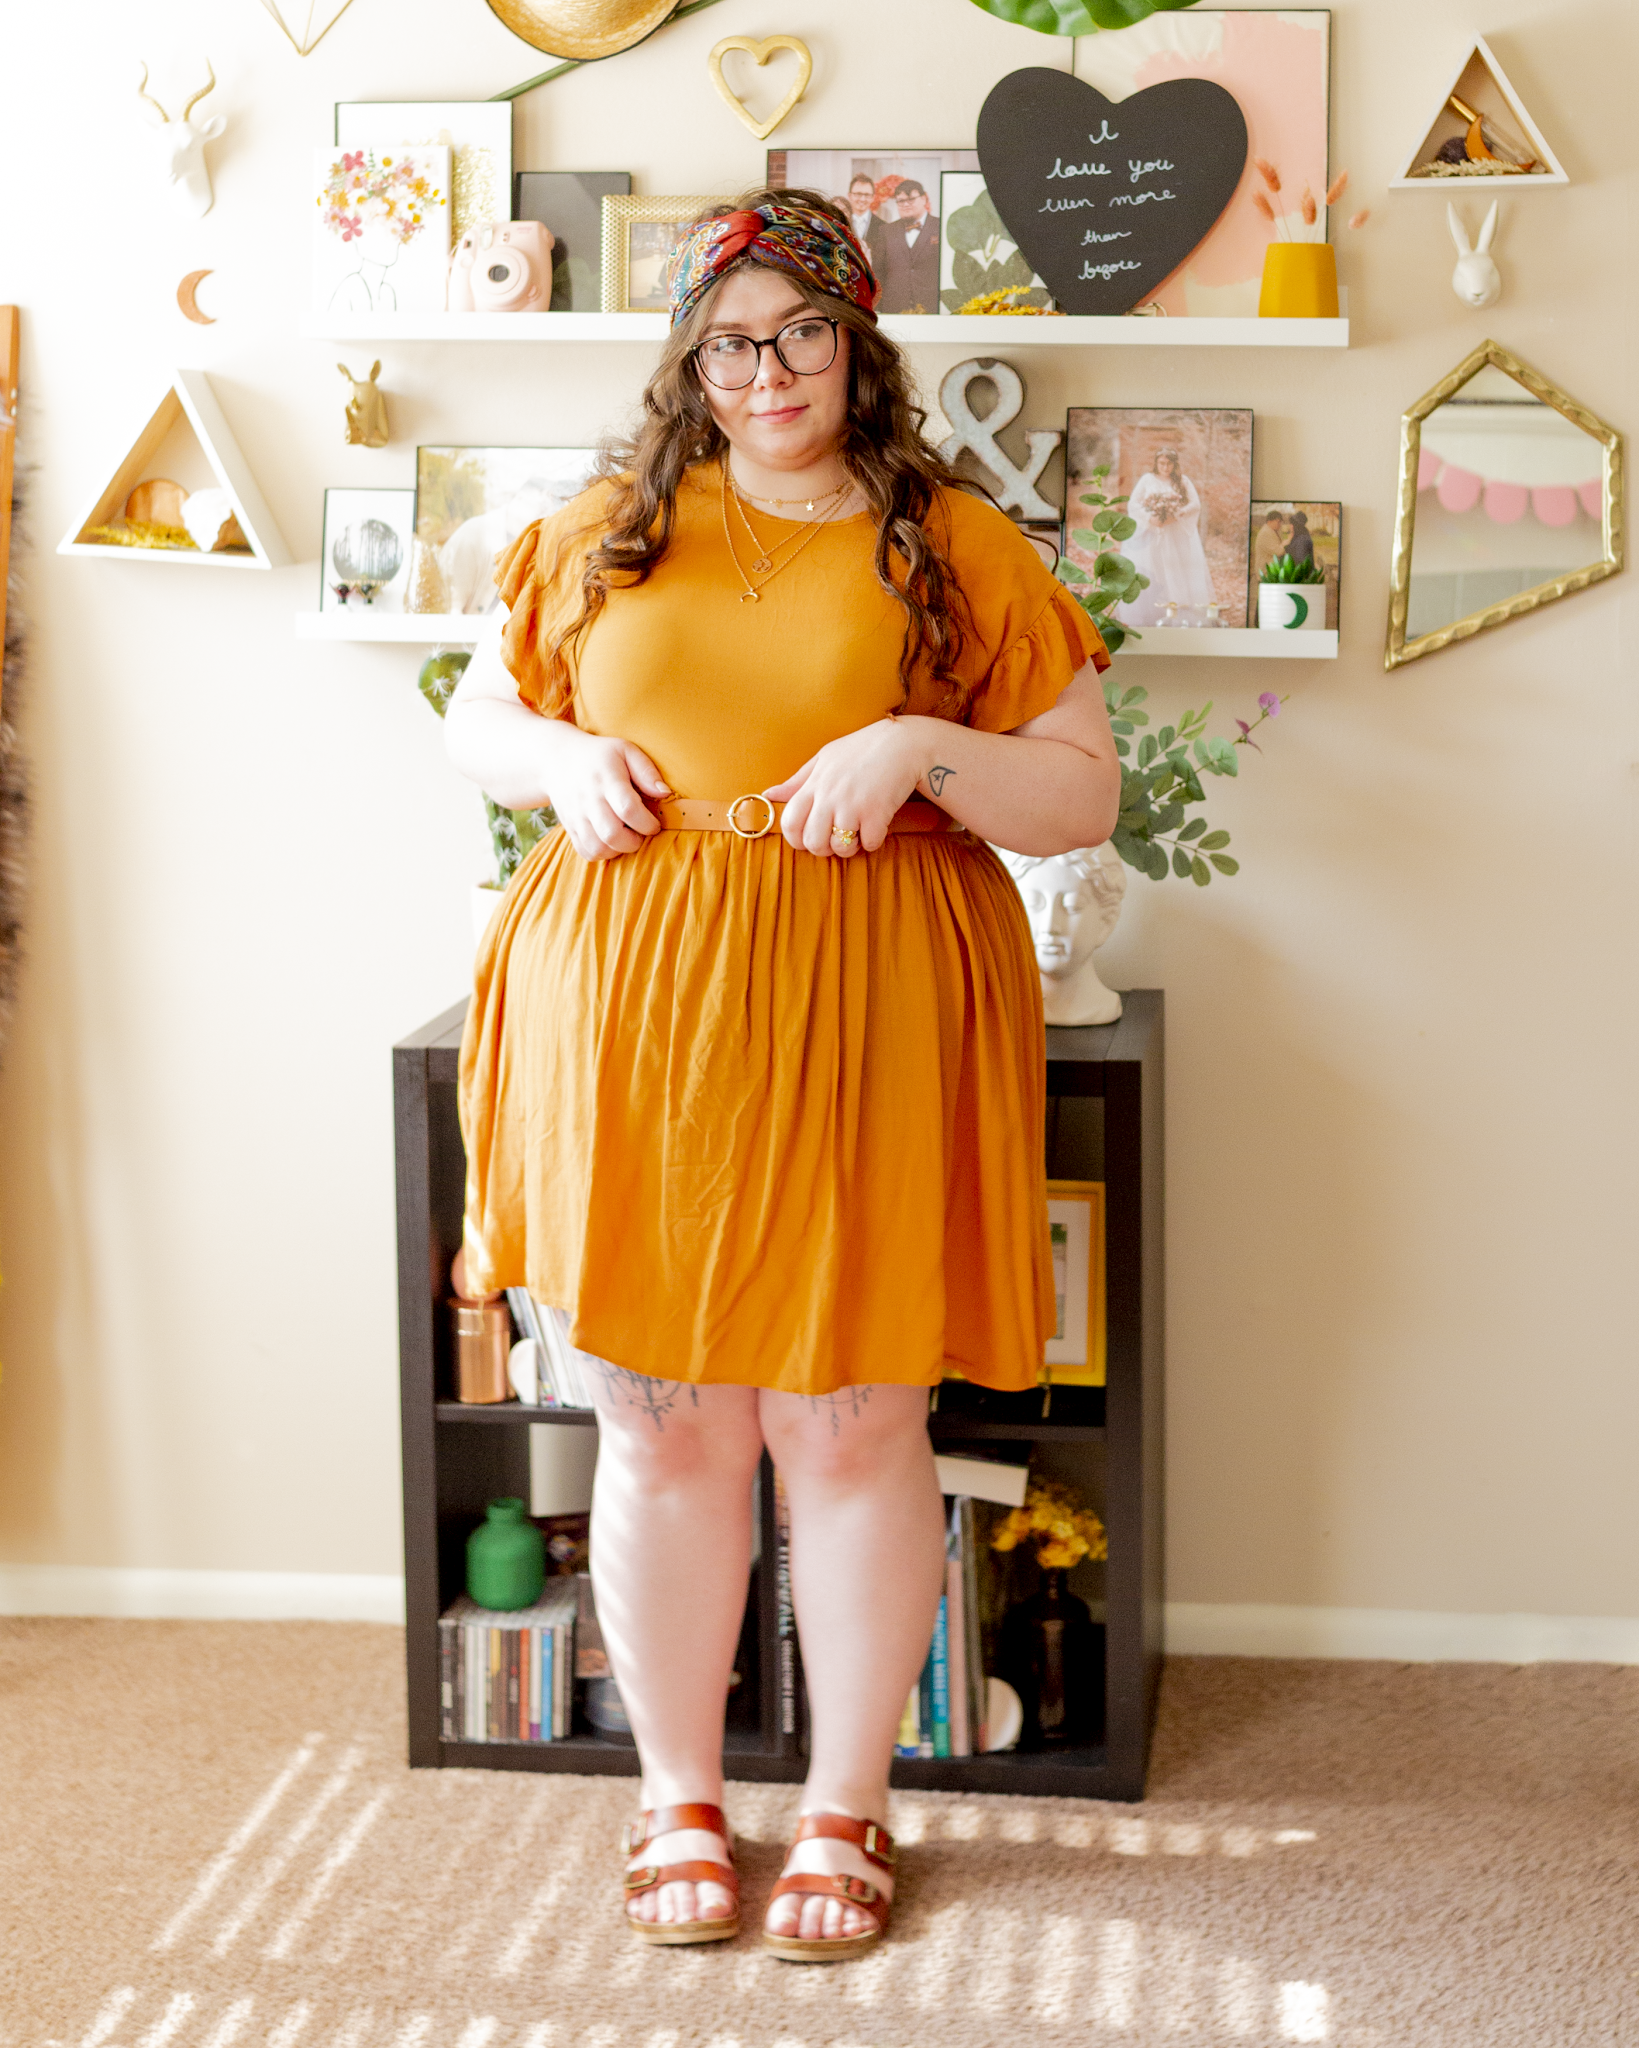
764, 718, 924, 857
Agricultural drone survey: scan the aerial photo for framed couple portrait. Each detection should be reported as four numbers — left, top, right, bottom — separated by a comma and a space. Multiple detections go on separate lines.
767, 148, 979, 315
1250, 500, 1343, 628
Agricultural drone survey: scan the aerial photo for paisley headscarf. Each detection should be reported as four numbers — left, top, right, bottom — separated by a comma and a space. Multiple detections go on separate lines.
668, 196, 881, 327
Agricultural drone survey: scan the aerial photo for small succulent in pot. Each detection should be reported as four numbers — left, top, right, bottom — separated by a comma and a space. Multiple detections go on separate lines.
1259, 551, 1326, 585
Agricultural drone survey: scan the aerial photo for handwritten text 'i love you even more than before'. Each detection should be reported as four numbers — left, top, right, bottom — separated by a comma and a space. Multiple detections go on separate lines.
1041, 123, 1173, 284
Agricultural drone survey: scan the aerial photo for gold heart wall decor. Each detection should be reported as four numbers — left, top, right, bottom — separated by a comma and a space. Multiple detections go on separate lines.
256, 0, 359, 55
708, 35, 812, 142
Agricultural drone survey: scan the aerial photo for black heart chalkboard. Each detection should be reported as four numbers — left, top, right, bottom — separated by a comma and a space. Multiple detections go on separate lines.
978, 68, 1248, 316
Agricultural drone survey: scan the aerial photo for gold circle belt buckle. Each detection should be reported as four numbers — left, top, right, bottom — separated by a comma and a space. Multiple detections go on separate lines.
727, 794, 777, 839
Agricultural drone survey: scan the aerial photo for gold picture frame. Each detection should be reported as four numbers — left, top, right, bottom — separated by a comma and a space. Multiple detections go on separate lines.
1043, 1180, 1106, 1388
600, 194, 729, 314
1386, 338, 1624, 670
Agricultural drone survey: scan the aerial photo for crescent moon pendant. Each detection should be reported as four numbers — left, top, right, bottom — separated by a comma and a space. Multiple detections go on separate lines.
177, 270, 216, 325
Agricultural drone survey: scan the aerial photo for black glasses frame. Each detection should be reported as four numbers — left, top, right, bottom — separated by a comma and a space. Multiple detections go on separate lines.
691, 316, 841, 390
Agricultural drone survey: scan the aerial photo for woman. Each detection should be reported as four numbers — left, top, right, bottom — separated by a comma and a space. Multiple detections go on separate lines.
445, 190, 1118, 1962
1116, 445, 1214, 624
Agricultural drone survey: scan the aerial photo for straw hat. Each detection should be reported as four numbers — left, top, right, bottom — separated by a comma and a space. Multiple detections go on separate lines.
488, 0, 680, 59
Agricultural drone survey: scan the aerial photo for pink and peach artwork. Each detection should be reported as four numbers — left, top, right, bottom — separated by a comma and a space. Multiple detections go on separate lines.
1077, 10, 1331, 318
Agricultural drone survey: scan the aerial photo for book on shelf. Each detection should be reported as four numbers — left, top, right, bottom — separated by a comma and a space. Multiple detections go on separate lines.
573, 1571, 608, 1679
438, 1583, 578, 1743
775, 1470, 799, 1738
504, 1290, 597, 1409
896, 1497, 994, 1759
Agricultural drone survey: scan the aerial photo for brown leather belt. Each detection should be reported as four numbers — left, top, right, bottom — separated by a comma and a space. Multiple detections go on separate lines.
652, 796, 957, 839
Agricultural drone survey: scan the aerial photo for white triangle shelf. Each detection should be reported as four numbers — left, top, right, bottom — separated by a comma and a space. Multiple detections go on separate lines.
1393, 37, 1567, 189
58, 370, 290, 569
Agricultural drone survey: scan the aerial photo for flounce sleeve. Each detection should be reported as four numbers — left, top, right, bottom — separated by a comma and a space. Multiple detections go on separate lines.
492, 487, 614, 720
964, 580, 1110, 734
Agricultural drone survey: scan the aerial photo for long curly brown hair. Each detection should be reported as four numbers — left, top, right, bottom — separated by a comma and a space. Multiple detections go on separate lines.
542, 189, 986, 712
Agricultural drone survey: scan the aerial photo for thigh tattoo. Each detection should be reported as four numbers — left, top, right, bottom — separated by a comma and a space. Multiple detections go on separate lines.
586, 1357, 699, 1433
801, 1386, 873, 1437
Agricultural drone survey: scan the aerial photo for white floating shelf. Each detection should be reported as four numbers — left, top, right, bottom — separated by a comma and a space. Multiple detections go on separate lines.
300, 311, 1349, 349
297, 611, 482, 644
1115, 628, 1338, 659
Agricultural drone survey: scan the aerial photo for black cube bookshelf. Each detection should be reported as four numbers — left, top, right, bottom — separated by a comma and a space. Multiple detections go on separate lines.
395, 992, 1164, 1800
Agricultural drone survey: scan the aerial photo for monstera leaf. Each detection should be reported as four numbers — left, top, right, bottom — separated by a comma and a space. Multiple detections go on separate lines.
970, 0, 1201, 34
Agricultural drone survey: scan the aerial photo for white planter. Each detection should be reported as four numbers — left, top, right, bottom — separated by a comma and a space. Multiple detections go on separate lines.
1258, 582, 1329, 631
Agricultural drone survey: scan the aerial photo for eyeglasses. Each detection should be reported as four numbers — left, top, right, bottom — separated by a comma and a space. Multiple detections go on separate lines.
693, 315, 840, 391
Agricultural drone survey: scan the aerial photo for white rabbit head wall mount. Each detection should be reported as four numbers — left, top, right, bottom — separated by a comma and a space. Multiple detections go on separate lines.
1448, 200, 1502, 309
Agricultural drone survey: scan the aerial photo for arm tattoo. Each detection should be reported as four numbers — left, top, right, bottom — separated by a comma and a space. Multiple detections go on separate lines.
926, 764, 955, 797
802, 1386, 872, 1437
586, 1357, 698, 1432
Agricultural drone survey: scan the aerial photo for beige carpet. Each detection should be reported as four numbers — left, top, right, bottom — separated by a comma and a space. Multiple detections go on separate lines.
2, 1622, 1635, 2047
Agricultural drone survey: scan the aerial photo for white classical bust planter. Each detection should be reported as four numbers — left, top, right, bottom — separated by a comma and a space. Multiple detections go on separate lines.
995, 842, 1128, 1026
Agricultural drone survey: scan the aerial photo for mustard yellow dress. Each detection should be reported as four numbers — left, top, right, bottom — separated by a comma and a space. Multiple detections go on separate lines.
459, 463, 1107, 1395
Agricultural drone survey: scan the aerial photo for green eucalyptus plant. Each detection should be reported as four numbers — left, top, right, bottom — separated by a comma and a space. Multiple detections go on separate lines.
1056, 467, 1283, 885
941, 189, 1051, 313
1259, 551, 1326, 584
969, 0, 1201, 35
418, 649, 557, 886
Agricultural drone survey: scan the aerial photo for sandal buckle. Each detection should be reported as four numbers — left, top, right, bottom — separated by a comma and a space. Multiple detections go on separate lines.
837, 1874, 879, 1905
865, 1823, 895, 1865
623, 1864, 659, 1892
622, 1822, 645, 1856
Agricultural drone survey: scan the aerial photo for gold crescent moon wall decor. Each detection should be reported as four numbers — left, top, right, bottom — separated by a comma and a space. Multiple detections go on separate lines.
708, 35, 812, 141
487, 0, 680, 59
177, 270, 216, 325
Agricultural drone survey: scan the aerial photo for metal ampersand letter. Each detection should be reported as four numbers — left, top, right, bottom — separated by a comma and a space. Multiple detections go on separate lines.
936, 358, 1062, 525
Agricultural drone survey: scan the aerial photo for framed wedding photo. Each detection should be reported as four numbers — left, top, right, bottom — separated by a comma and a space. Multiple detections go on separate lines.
601, 196, 727, 314
1250, 499, 1342, 628
1045, 1180, 1106, 1386
766, 148, 979, 315
1066, 406, 1254, 629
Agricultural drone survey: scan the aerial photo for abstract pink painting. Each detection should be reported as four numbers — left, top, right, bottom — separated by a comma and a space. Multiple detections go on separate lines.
1076, 10, 1331, 317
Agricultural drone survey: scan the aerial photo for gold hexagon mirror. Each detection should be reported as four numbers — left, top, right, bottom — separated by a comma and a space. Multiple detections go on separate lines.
1387, 340, 1623, 668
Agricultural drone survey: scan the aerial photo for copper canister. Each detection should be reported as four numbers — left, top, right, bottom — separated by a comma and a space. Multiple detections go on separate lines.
450, 1298, 512, 1403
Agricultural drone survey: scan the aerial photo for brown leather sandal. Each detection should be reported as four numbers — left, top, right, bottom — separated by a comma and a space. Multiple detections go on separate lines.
762, 1813, 895, 1962
622, 1802, 740, 1946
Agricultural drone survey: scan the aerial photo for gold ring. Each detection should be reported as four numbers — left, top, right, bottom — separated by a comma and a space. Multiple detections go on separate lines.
727, 794, 777, 839
831, 825, 860, 846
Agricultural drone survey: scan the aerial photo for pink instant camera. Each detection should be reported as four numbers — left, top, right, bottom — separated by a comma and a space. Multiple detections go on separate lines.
447, 220, 556, 313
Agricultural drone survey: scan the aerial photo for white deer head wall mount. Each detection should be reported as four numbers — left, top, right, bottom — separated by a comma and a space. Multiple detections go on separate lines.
137, 63, 226, 220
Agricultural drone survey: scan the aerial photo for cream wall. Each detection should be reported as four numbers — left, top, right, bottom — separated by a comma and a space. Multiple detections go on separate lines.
1, 0, 1635, 1637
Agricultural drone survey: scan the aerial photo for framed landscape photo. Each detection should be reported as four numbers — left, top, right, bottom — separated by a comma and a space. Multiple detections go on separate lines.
1250, 499, 1341, 628
1066, 406, 1254, 628
600, 196, 728, 314
514, 172, 631, 310
334, 102, 513, 242
939, 172, 1052, 315
414, 447, 599, 613
766, 148, 980, 314
320, 487, 415, 612
1044, 1181, 1106, 1386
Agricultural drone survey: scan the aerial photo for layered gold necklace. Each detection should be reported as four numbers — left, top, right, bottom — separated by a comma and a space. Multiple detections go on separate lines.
720, 464, 853, 604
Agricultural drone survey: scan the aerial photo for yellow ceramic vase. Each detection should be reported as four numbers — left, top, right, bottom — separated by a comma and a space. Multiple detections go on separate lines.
1258, 243, 1339, 319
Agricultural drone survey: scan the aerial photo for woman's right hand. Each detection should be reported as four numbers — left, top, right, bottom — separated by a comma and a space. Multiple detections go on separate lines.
545, 727, 672, 862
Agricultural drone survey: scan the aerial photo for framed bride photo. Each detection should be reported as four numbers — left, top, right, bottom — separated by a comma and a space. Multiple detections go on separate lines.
1064, 406, 1254, 629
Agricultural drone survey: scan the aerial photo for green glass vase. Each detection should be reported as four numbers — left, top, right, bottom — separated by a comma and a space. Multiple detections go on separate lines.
466, 1498, 545, 1611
